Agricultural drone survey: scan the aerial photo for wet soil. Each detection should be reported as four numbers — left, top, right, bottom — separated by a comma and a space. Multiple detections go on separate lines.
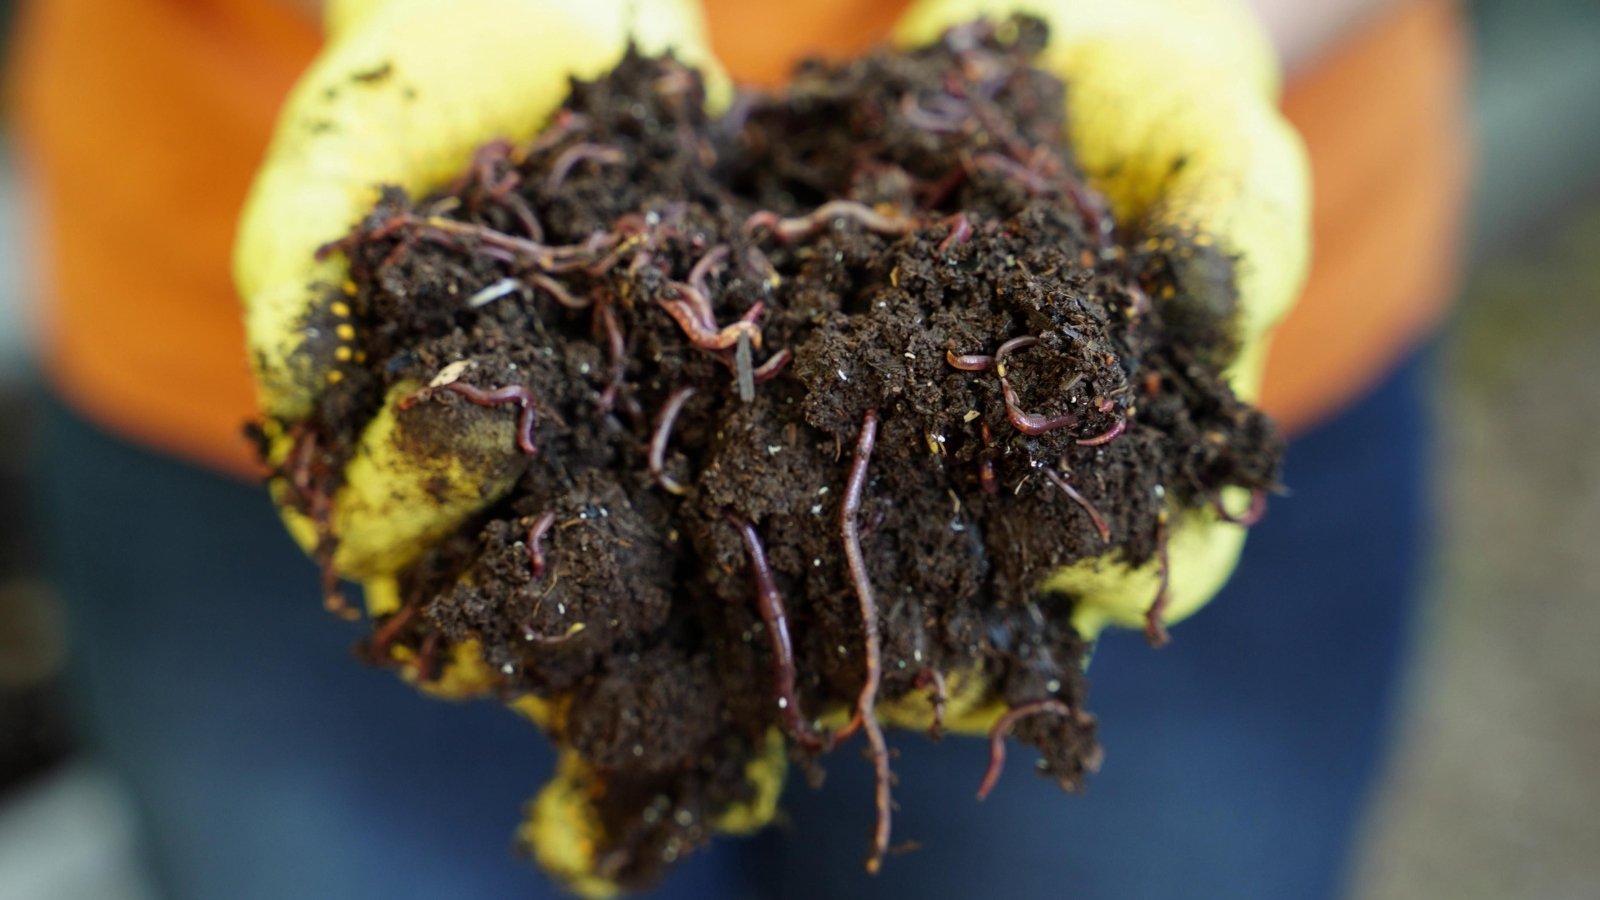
271, 17, 1281, 891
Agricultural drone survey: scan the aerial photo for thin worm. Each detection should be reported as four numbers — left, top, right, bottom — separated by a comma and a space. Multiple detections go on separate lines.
1214, 489, 1268, 526
1075, 418, 1126, 447
525, 511, 558, 579
688, 244, 730, 298
977, 699, 1074, 800
978, 421, 999, 495
543, 143, 625, 192
1044, 470, 1112, 544
752, 349, 793, 384
529, 272, 589, 310
838, 409, 893, 873
1001, 378, 1078, 435
401, 382, 540, 456
1145, 512, 1172, 647
726, 514, 826, 751
993, 335, 1039, 368
744, 200, 913, 244
937, 213, 973, 254
648, 386, 697, 494
914, 667, 949, 740
946, 349, 995, 371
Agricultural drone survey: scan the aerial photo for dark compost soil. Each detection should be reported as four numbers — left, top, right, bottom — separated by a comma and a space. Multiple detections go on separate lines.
269, 17, 1282, 892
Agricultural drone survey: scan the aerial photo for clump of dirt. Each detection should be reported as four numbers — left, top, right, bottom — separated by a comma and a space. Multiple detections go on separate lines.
270, 17, 1281, 892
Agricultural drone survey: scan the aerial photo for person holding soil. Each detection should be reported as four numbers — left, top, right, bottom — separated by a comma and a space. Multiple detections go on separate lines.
9, 0, 1466, 897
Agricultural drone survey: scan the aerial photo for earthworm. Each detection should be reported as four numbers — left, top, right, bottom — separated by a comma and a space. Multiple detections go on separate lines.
726, 514, 826, 752
286, 423, 318, 496
669, 279, 717, 339
945, 349, 994, 371
525, 511, 558, 580
837, 409, 892, 873
648, 386, 697, 495
743, 246, 780, 286
485, 169, 519, 199
979, 421, 999, 495
914, 667, 949, 741
989, 336, 1077, 435
368, 604, 420, 658
1075, 418, 1126, 447
582, 236, 641, 277
899, 92, 969, 133
313, 213, 405, 260
378, 232, 419, 271
1044, 469, 1112, 544
543, 142, 626, 192
392, 215, 609, 274
743, 200, 912, 244
968, 152, 1052, 195
1000, 379, 1078, 436
525, 110, 590, 155
918, 162, 969, 209
976, 699, 1074, 800
414, 632, 443, 683
937, 212, 973, 254
993, 335, 1039, 368
658, 283, 763, 351
444, 138, 514, 197
529, 272, 589, 310
752, 348, 793, 384
1214, 489, 1268, 526
688, 244, 730, 299
1066, 179, 1113, 252
401, 382, 540, 456
406, 216, 547, 259
596, 304, 626, 412
451, 140, 543, 241
475, 244, 519, 266
1145, 511, 1172, 647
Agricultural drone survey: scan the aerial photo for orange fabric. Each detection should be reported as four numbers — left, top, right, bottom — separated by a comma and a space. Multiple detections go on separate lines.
10, 0, 1467, 477
10, 0, 321, 475
703, 0, 914, 87
1264, 0, 1469, 432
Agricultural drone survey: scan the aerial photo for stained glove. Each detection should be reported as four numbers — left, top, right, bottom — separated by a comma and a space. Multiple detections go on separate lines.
236, 0, 725, 579
235, 1, 1308, 894
894, 0, 1310, 646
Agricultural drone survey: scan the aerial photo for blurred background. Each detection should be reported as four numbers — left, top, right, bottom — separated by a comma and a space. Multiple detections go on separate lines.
0, 1, 1595, 898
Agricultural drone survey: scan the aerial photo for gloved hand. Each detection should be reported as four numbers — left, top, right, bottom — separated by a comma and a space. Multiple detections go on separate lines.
236, 0, 726, 580
236, 0, 1308, 894
835, 0, 1312, 744
235, 4, 759, 894
893, 0, 1310, 650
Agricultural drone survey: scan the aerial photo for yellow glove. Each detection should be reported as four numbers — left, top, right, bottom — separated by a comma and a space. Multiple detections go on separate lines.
894, 0, 1311, 645
237, 1, 1308, 894
235, 4, 761, 897
236, 0, 725, 579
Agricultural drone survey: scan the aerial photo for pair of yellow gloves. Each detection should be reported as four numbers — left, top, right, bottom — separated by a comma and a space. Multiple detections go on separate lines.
235, 0, 1309, 894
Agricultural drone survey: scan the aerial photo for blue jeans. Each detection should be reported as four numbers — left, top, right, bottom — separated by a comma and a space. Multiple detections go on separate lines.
35, 353, 1428, 900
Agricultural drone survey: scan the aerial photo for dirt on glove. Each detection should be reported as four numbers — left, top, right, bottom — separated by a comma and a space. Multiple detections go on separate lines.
266, 17, 1282, 891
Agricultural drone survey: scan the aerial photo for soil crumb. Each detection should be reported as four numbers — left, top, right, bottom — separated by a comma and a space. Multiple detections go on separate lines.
270, 17, 1282, 892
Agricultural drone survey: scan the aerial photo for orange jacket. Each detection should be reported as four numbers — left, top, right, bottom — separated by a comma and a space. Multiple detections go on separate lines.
10, 0, 1468, 477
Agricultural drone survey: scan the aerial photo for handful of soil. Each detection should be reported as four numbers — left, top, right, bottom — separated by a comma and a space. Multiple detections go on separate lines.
273, 17, 1281, 892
